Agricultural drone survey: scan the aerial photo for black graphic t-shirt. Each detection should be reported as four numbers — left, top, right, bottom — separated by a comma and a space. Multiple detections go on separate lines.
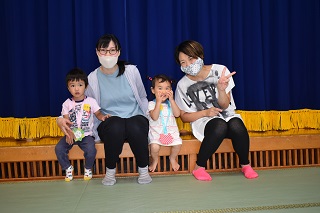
175, 64, 241, 141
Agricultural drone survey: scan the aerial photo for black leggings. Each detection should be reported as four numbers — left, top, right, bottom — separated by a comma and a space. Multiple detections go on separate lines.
196, 117, 250, 167
97, 115, 149, 169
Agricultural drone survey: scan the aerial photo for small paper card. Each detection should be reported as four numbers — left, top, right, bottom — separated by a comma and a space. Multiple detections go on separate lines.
73, 128, 85, 141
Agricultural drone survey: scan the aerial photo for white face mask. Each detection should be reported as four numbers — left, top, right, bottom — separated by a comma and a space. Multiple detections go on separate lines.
180, 57, 204, 76
98, 55, 118, 69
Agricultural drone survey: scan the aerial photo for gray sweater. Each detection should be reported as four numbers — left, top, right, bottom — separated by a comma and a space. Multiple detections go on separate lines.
86, 65, 148, 141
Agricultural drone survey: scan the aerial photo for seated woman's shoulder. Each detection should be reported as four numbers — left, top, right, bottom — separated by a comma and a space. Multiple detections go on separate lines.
212, 64, 225, 69
125, 64, 138, 69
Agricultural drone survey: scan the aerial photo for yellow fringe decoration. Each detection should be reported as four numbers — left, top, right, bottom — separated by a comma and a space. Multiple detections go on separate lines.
270, 111, 292, 130
0, 109, 319, 141
0, 117, 64, 139
237, 110, 273, 131
0, 117, 15, 138
176, 117, 192, 133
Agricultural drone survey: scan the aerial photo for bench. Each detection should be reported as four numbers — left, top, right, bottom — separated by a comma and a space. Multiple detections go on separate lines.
1, 110, 319, 181
1, 132, 320, 181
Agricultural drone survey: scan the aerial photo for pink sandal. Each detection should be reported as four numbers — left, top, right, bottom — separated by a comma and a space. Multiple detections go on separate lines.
192, 167, 212, 181
241, 165, 258, 179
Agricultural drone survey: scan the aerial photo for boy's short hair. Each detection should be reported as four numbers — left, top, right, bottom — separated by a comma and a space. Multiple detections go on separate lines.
151, 74, 172, 88
66, 68, 88, 87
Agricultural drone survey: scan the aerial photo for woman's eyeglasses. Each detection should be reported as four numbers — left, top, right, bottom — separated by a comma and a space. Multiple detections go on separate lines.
98, 48, 118, 55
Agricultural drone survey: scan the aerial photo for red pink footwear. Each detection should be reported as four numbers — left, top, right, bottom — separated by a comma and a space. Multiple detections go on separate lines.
241, 165, 258, 179
192, 167, 212, 181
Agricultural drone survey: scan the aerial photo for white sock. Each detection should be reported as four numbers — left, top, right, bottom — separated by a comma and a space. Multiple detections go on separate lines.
138, 166, 152, 184
102, 167, 116, 186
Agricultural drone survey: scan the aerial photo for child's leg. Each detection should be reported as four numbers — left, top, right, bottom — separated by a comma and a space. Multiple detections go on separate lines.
149, 143, 160, 172
169, 144, 181, 171
55, 136, 73, 170
78, 136, 97, 180
77, 136, 97, 169
55, 136, 74, 181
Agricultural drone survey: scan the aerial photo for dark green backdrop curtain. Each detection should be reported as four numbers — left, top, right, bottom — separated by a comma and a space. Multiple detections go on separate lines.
1, 0, 319, 118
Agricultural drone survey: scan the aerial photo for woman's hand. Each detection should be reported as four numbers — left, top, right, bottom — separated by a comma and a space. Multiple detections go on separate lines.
217, 67, 236, 91
204, 107, 223, 117
57, 117, 75, 141
65, 135, 74, 145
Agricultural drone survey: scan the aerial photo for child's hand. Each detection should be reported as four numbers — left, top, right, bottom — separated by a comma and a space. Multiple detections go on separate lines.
101, 114, 111, 121
155, 91, 167, 102
167, 90, 174, 101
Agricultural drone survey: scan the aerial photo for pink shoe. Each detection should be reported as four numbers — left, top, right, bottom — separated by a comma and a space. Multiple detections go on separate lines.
241, 165, 258, 179
192, 167, 212, 181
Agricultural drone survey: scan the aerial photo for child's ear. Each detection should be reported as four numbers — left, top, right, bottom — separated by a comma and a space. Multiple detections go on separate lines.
151, 87, 155, 94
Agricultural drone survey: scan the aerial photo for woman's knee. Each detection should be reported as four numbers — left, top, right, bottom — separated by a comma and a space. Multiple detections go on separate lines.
205, 118, 228, 136
127, 115, 149, 135
228, 117, 246, 129
98, 116, 125, 138
227, 118, 248, 137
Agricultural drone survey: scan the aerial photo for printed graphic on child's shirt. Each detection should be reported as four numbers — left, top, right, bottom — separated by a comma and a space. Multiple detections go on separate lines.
80, 104, 91, 132
68, 103, 92, 133
69, 104, 81, 129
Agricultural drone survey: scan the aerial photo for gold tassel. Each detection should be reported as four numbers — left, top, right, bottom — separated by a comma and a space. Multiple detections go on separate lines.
0, 117, 15, 138
13, 118, 22, 139
19, 118, 27, 139
27, 118, 39, 139
40, 117, 52, 137
238, 110, 272, 131
0, 110, 319, 143
290, 109, 304, 129
49, 117, 64, 137
306, 109, 319, 129
271, 111, 292, 130
175, 117, 184, 132
290, 109, 313, 129
311, 110, 320, 129
176, 117, 192, 133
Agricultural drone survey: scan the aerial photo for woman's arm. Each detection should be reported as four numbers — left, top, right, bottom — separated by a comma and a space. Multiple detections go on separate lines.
180, 110, 205, 123
130, 66, 149, 114
180, 107, 223, 123
56, 116, 75, 144
217, 67, 236, 109
217, 90, 231, 109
